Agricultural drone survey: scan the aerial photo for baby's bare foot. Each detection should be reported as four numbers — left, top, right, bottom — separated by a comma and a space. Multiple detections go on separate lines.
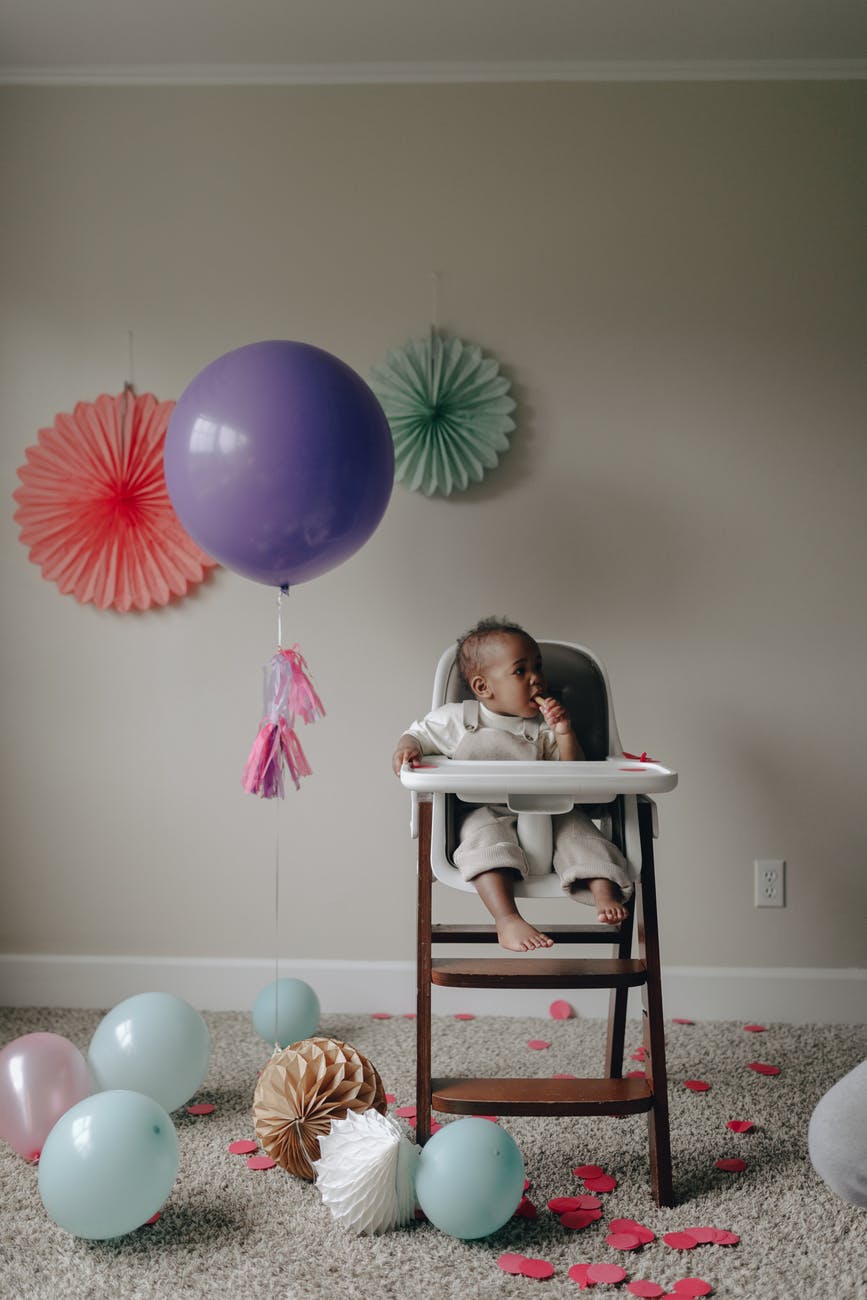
588, 879, 629, 926
496, 914, 554, 952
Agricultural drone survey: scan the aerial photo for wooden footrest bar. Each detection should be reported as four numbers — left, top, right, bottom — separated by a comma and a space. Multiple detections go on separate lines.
431, 1076, 654, 1116
431, 957, 647, 989
432, 923, 622, 944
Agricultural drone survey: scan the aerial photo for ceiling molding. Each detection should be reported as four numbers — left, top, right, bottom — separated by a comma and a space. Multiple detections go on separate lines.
1, 58, 866, 87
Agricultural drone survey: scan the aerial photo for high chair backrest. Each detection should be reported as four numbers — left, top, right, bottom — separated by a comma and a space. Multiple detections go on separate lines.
432, 639, 623, 760
428, 639, 627, 895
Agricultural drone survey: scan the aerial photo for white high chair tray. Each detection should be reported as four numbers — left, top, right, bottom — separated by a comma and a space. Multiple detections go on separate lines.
400, 756, 677, 806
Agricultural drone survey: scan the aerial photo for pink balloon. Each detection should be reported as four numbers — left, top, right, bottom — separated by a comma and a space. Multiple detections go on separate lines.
0, 1032, 91, 1161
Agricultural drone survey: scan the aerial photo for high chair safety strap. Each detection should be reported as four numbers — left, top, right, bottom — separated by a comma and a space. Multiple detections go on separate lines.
462, 699, 480, 732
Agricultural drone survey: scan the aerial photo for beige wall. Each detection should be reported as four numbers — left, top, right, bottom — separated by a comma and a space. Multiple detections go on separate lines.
1, 81, 865, 972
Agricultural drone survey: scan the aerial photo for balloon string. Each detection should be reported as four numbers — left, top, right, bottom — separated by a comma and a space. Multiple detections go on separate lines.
273, 585, 287, 1049
277, 584, 290, 650
274, 796, 280, 1051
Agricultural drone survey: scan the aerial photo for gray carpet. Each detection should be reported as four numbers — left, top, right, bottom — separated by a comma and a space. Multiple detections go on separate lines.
1, 1007, 865, 1300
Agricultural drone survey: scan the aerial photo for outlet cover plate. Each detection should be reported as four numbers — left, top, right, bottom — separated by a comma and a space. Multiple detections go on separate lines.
755, 859, 786, 907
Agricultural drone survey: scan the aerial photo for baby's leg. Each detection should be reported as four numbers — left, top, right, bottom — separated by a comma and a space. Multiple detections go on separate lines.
586, 879, 629, 926
553, 810, 633, 925
473, 869, 554, 952
454, 805, 553, 951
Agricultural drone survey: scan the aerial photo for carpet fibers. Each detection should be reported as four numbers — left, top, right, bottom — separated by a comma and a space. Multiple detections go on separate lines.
1, 1007, 865, 1299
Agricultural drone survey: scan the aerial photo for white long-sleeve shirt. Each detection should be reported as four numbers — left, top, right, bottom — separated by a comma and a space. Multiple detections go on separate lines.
405, 700, 560, 761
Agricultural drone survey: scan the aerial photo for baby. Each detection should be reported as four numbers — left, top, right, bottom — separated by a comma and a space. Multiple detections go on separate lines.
392, 617, 632, 952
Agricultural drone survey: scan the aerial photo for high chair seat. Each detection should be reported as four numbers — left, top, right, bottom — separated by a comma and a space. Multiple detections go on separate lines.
402, 639, 678, 1206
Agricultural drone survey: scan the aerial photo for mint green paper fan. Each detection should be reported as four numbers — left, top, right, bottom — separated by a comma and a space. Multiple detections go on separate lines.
370, 335, 515, 496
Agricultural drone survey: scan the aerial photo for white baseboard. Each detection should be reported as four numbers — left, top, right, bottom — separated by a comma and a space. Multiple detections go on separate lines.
1, 954, 864, 1024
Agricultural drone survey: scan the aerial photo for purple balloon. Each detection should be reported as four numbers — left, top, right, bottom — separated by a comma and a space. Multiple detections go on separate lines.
164, 340, 394, 587
0, 1032, 91, 1161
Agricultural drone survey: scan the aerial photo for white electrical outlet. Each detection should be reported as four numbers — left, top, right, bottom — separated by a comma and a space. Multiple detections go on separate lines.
754, 859, 786, 907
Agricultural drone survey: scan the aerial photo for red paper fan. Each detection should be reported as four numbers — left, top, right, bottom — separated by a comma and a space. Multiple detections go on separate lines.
13, 390, 217, 611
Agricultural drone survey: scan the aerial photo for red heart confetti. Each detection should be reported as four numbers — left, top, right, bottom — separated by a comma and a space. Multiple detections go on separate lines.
631, 1047, 647, 1061
246, 1155, 276, 1170
682, 1226, 739, 1245
402, 1013, 416, 1019
673, 1281, 712, 1297
144, 1212, 161, 1225
522, 1258, 555, 1279
684, 1080, 710, 1092
672, 1018, 694, 1025
663, 1232, 698, 1250
628, 1284, 665, 1298
573, 1164, 604, 1178
395, 1105, 417, 1118
228, 1140, 258, 1155
528, 1039, 551, 1050
454, 1013, 475, 1020
560, 1209, 603, 1230
583, 1173, 617, 1193
498, 1253, 528, 1275
370, 1012, 392, 1019
514, 1196, 538, 1219
553, 1072, 578, 1079
747, 1061, 780, 1075
726, 1120, 754, 1133
550, 999, 574, 1019
680, 1227, 716, 1244
715, 1158, 747, 1173
587, 1263, 628, 1284
384, 1093, 396, 1103
524, 1178, 532, 1191
186, 1103, 215, 1115
606, 1231, 642, 1250
430, 1119, 442, 1135
610, 1218, 655, 1243
549, 1195, 603, 1213
743, 1024, 766, 1033
568, 1263, 592, 1287
548, 1196, 585, 1214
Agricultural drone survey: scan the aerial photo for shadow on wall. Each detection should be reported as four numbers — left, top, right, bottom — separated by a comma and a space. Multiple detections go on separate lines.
702, 705, 865, 918
380, 359, 711, 630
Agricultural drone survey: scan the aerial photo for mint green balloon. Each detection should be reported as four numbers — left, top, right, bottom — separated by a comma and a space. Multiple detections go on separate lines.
38, 1090, 178, 1239
88, 992, 211, 1113
414, 1117, 525, 1239
252, 978, 320, 1048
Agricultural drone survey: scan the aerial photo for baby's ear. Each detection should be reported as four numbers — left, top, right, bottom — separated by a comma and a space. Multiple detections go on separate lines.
470, 674, 490, 699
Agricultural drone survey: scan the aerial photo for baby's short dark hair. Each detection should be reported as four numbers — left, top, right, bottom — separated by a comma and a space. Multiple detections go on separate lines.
456, 616, 528, 688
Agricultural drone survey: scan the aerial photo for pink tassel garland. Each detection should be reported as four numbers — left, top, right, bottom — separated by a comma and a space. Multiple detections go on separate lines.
242, 645, 325, 798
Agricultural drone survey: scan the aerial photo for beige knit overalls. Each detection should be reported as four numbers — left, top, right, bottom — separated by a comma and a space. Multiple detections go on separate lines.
451, 701, 633, 907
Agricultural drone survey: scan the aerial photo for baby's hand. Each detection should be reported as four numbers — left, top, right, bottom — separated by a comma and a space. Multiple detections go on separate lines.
535, 695, 573, 735
392, 738, 423, 777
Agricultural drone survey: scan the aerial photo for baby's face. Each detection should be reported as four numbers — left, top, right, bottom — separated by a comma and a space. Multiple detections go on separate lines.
477, 633, 546, 717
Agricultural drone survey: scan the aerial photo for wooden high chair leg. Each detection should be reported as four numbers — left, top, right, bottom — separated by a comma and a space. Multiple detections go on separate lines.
604, 798, 635, 1080
636, 796, 674, 1207
416, 794, 433, 1146
605, 903, 636, 1079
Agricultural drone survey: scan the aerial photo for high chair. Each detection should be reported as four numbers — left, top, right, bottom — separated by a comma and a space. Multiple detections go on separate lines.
401, 641, 678, 1206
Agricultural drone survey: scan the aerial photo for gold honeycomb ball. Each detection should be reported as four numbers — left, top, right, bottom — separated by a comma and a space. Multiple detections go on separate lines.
253, 1037, 388, 1180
